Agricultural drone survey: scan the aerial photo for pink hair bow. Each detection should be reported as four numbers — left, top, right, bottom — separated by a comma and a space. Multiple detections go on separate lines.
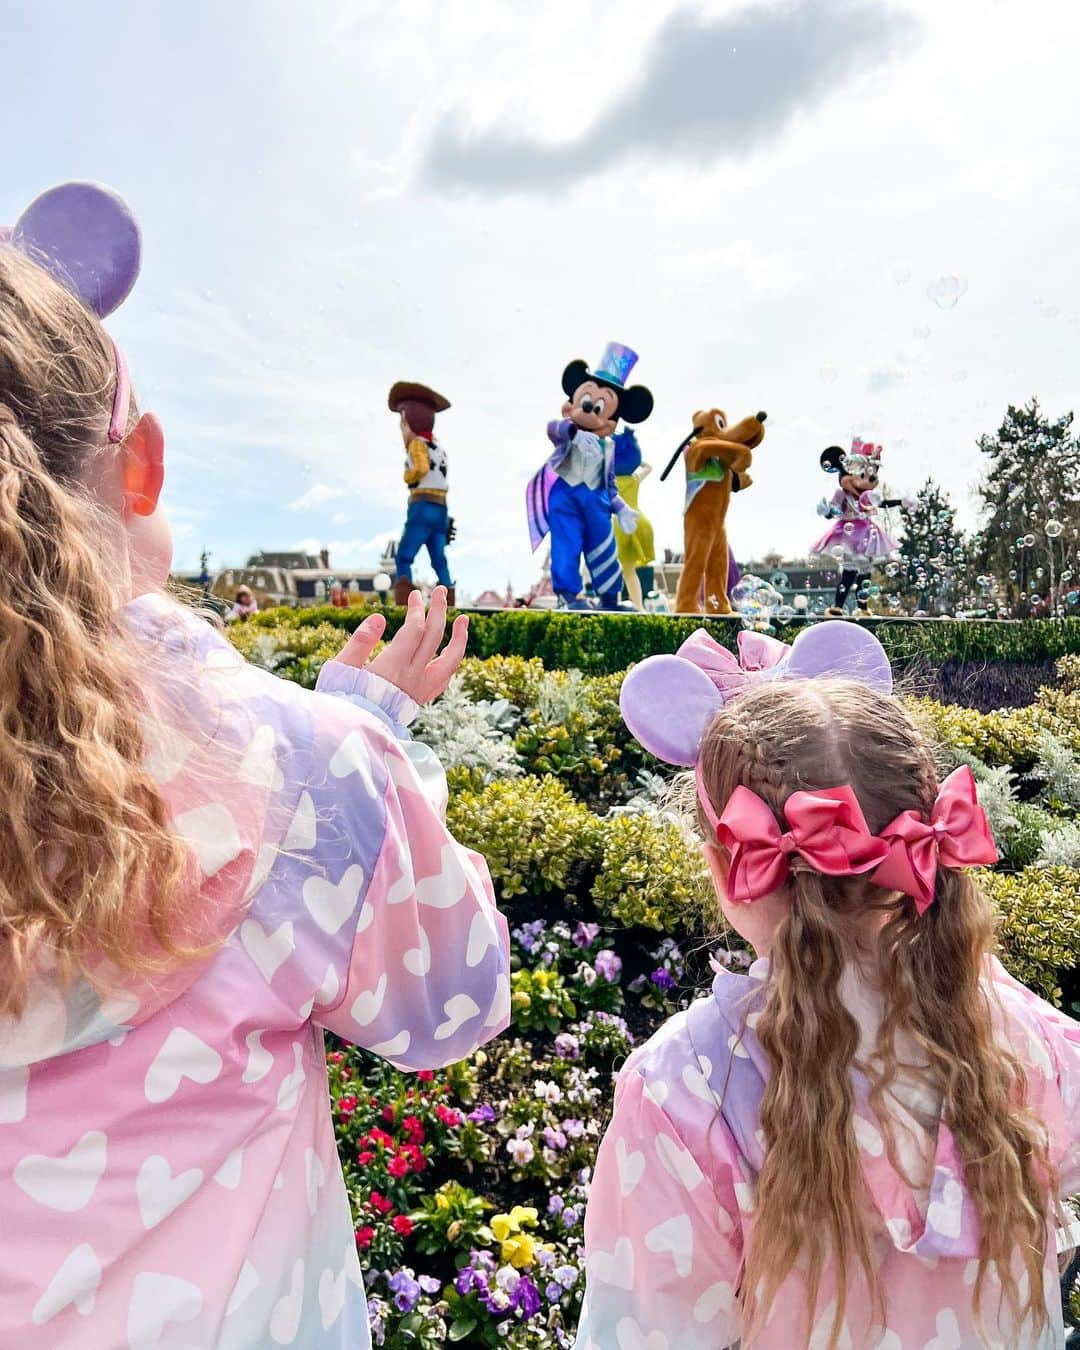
872, 766, 998, 914
704, 780, 890, 903
678, 628, 790, 700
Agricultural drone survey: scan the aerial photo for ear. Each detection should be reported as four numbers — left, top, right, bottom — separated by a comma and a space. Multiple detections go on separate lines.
561, 360, 589, 400
620, 654, 721, 766
703, 842, 730, 895
122, 413, 165, 517
820, 446, 845, 474
616, 384, 654, 424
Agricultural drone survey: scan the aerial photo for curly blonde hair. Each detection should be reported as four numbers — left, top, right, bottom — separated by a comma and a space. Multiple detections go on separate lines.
697, 678, 1054, 1347
0, 246, 195, 1018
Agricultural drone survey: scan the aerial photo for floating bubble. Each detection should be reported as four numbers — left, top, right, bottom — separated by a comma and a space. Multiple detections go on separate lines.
1068, 591, 1079, 606
1046, 519, 1064, 538
1023, 533, 1036, 547
884, 562, 900, 577
1030, 595, 1042, 606
926, 275, 967, 309
842, 522, 855, 535
731, 575, 784, 631
888, 595, 901, 609
1035, 567, 1045, 579
1008, 569, 1018, 580
793, 595, 809, 610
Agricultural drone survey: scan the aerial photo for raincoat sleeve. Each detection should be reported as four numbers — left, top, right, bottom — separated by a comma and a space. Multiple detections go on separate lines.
574, 1065, 744, 1349
269, 660, 510, 1070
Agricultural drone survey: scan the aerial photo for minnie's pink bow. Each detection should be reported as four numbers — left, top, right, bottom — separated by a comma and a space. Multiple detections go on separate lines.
706, 780, 890, 903
678, 629, 790, 702
872, 766, 998, 914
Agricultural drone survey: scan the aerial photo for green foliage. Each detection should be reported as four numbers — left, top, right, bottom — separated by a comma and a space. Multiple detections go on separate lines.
232, 604, 1080, 676
591, 812, 716, 933
446, 776, 599, 899
907, 697, 1042, 772
982, 866, 1080, 1004
459, 654, 546, 709
408, 1180, 493, 1257
510, 967, 576, 1033
227, 620, 346, 687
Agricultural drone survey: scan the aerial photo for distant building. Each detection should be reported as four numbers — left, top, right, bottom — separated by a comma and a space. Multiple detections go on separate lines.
203, 544, 398, 609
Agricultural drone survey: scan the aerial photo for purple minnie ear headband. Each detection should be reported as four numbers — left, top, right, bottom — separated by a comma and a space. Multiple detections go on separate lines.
1, 182, 141, 444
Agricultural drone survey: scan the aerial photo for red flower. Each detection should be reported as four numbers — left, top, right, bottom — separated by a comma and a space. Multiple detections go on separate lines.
436, 1105, 461, 1128
328, 1051, 345, 1064
356, 1226, 374, 1249
367, 1128, 393, 1149
402, 1115, 425, 1144
357, 1150, 374, 1166
369, 1190, 394, 1215
402, 1145, 426, 1173
387, 1154, 409, 1179
392, 1215, 414, 1237
336, 1095, 358, 1118
416, 1070, 435, 1082
381, 1105, 396, 1124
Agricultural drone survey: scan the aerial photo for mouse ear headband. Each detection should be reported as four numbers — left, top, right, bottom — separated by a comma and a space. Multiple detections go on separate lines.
2, 182, 142, 443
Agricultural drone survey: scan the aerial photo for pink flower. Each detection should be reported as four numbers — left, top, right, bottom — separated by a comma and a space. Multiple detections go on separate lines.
356, 1226, 374, 1249
387, 1154, 409, 1179
392, 1215, 414, 1237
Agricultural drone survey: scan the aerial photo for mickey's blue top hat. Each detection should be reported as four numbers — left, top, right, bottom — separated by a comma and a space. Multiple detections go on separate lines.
559, 341, 654, 425
594, 342, 639, 390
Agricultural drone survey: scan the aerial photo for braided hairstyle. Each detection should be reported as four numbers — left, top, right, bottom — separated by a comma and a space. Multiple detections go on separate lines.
697, 679, 1053, 1347
0, 244, 194, 1018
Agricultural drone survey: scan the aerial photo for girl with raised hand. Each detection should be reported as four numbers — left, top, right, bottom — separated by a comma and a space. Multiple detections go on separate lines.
0, 185, 509, 1349
577, 626, 1080, 1349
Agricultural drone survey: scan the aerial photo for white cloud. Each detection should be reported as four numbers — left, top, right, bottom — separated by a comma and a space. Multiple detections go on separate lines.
289, 483, 340, 511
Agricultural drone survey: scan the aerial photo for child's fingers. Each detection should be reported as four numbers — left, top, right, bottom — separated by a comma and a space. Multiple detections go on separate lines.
334, 612, 387, 669
414, 586, 448, 668
392, 587, 427, 661
421, 614, 470, 699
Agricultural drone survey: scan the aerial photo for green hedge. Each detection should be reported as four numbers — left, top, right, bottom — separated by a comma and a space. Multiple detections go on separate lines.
242, 605, 1080, 675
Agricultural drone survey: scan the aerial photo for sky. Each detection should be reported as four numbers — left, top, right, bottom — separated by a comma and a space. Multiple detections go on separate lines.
3, 0, 1079, 598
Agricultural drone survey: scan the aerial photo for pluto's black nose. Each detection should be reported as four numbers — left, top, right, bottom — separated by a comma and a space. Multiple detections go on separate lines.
756, 411, 768, 423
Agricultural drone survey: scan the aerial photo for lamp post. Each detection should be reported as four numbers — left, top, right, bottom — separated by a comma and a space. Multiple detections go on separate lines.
373, 572, 392, 611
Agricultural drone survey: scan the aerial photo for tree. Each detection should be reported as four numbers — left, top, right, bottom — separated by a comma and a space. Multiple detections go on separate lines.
974, 399, 1080, 617
877, 479, 970, 615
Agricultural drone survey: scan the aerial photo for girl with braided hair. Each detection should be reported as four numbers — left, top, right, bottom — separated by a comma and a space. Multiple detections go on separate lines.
576, 626, 1080, 1349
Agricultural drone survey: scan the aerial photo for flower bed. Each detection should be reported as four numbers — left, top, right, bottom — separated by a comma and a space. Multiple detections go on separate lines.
226, 621, 1080, 1343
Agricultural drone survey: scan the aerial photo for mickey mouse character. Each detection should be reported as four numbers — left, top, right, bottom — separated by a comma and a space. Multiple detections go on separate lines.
526, 343, 654, 610
810, 437, 907, 616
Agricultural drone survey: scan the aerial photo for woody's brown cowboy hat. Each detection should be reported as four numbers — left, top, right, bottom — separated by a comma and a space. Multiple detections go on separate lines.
387, 381, 451, 413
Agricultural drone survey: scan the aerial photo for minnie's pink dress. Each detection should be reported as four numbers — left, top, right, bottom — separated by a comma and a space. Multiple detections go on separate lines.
576, 957, 1080, 1349
0, 594, 510, 1349
811, 489, 900, 567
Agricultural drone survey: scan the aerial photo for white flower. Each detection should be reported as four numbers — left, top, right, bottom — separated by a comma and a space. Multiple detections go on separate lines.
495, 1266, 521, 1294
576, 962, 598, 988
507, 1138, 535, 1165
534, 1080, 563, 1104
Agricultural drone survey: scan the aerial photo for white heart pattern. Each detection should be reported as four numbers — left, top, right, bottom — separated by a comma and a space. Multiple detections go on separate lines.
350, 974, 388, 1028
588, 1235, 635, 1290
127, 1272, 203, 1350
368, 1029, 411, 1059
245, 842, 278, 900
213, 1146, 244, 1191
305, 1148, 327, 1216
14, 1130, 107, 1212
434, 993, 481, 1041
269, 1257, 305, 1345
226, 1261, 260, 1317
283, 790, 317, 852
0, 1065, 29, 1124
174, 803, 243, 878
693, 1281, 735, 1324
242, 1030, 274, 1084
682, 1056, 715, 1105
615, 1315, 669, 1350
415, 845, 469, 909
314, 964, 339, 1008
318, 1265, 347, 1330
644, 1213, 694, 1278
853, 1114, 884, 1156
403, 927, 431, 977
615, 1136, 645, 1197
926, 1175, 964, 1240
644, 1078, 669, 1110
237, 724, 278, 790
655, 1133, 704, 1192
328, 732, 378, 794
137, 1155, 203, 1229
144, 1029, 222, 1104
241, 919, 295, 984
466, 907, 499, 967
303, 864, 364, 934
31, 1243, 102, 1324
277, 1043, 307, 1111
808, 1299, 853, 1350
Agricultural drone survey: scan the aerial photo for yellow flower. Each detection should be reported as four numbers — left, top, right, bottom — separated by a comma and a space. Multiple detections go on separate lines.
490, 1213, 516, 1242
509, 1204, 538, 1229
435, 1193, 451, 1211
501, 1233, 537, 1269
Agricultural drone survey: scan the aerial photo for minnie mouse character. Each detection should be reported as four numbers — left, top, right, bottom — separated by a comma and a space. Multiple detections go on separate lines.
526, 343, 654, 610
810, 437, 908, 617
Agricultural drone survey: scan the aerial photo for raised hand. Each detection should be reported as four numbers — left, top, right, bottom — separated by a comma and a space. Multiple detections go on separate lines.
333, 587, 469, 705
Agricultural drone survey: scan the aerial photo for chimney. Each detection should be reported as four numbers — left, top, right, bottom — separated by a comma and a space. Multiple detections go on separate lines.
319, 548, 330, 570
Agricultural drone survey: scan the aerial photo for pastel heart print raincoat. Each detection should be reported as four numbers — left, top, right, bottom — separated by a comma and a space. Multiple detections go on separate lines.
576, 957, 1080, 1349
0, 594, 510, 1348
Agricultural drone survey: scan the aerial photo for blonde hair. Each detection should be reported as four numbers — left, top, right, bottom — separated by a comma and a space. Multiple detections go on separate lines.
697, 679, 1053, 1346
0, 246, 195, 1017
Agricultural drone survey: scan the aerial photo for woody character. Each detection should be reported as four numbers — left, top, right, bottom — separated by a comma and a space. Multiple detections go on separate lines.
389, 381, 454, 606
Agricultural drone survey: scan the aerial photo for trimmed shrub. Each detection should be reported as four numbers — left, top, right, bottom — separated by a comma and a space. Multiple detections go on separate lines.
591, 813, 717, 934
459, 655, 546, 710
907, 698, 1042, 773
446, 776, 599, 900
982, 866, 1080, 1006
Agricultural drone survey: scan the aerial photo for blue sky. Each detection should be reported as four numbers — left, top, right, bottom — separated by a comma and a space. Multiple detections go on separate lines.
3, 0, 1079, 598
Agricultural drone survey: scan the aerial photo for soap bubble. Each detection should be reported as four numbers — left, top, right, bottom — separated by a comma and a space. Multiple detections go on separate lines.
842, 522, 855, 535
793, 595, 809, 611
1023, 533, 1036, 547
1046, 519, 1064, 538
1035, 567, 1045, 579
888, 595, 901, 610
731, 575, 784, 632
1067, 591, 1079, 606
1008, 569, 1018, 580
926, 275, 967, 309
884, 562, 900, 577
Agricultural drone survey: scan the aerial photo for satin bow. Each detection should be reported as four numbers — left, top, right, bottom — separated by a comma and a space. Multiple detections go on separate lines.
678, 629, 791, 702
872, 766, 998, 914
706, 780, 890, 903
